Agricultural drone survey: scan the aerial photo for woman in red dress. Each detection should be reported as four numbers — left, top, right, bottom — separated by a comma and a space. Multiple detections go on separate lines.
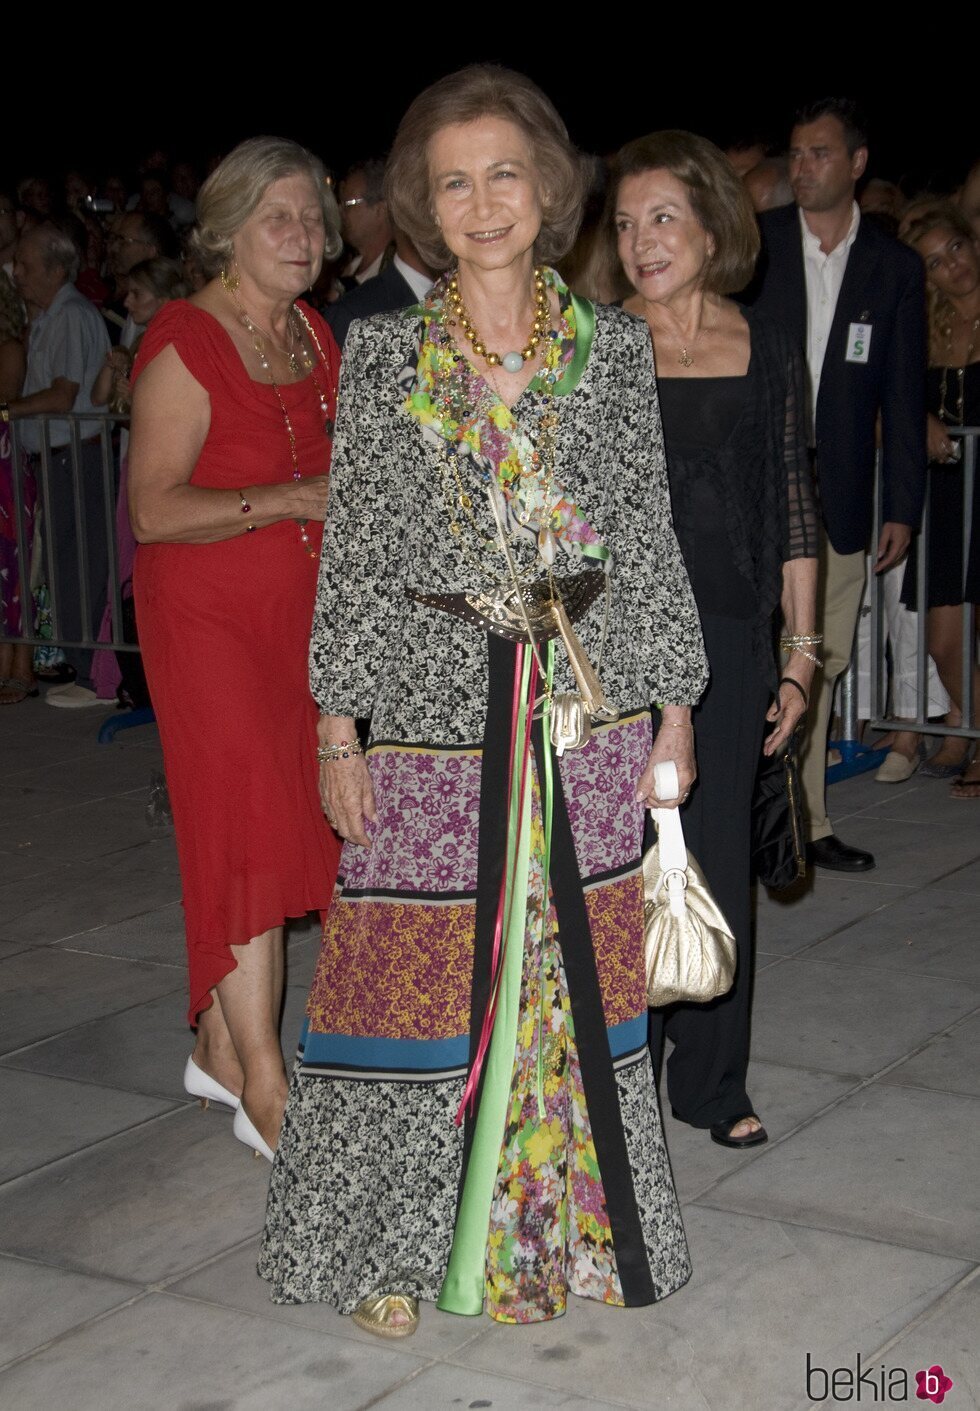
129, 138, 342, 1161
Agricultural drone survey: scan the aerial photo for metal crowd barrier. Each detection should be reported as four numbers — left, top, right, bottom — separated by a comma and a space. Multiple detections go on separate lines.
830, 428, 980, 781
3, 412, 152, 742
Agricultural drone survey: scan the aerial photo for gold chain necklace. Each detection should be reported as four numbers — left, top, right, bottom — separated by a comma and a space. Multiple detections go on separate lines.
225, 284, 334, 559
939, 314, 980, 427
445, 266, 550, 370
225, 280, 310, 377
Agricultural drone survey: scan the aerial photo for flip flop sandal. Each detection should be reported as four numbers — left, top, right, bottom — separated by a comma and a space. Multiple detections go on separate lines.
351, 1293, 419, 1339
710, 1114, 769, 1149
950, 775, 980, 800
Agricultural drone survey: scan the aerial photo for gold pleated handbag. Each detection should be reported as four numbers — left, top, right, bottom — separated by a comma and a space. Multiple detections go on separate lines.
643, 764, 736, 1007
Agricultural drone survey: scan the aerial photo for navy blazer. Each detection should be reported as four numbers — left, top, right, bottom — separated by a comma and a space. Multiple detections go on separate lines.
744, 204, 926, 555
323, 263, 419, 351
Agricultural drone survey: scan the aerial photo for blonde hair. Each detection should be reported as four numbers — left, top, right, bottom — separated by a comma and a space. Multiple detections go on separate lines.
385, 65, 585, 272
192, 136, 342, 267
902, 202, 980, 357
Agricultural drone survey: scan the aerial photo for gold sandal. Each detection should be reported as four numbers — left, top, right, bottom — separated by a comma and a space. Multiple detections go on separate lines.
351, 1293, 419, 1339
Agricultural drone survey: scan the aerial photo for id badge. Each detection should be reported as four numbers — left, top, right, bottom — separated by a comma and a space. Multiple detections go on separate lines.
846, 322, 872, 363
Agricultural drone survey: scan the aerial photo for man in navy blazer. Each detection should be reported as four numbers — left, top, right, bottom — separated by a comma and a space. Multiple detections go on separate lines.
745, 99, 926, 872
324, 235, 434, 350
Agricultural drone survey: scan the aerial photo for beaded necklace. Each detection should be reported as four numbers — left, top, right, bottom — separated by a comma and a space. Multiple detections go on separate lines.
225, 283, 334, 559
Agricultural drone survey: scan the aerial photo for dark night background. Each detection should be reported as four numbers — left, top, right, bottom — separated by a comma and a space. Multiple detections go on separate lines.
6, 56, 975, 196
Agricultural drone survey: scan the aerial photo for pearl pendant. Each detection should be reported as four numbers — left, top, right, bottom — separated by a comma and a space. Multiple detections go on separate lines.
538, 527, 557, 566
502, 351, 524, 374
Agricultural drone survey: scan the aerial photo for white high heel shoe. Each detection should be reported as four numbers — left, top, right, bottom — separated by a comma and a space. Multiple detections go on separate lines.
183, 1055, 241, 1111
233, 1104, 275, 1163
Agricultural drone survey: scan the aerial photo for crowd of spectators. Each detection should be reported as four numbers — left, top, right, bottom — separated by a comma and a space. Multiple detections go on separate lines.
0, 127, 978, 719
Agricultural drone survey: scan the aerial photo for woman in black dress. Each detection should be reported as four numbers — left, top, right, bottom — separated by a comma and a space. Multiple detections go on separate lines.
606, 131, 819, 1147
896, 205, 980, 798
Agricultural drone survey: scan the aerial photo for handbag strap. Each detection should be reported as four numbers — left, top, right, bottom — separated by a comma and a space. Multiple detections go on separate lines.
650, 762, 688, 874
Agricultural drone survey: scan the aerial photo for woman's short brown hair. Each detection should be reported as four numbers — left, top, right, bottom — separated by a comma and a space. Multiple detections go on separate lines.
604, 130, 760, 297
385, 65, 586, 271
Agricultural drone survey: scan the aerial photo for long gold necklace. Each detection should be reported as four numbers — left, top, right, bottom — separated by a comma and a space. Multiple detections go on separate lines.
224, 281, 334, 559
939, 313, 980, 427
445, 266, 550, 370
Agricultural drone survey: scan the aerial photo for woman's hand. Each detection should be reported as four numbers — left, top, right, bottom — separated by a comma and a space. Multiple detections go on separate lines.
317, 716, 376, 845
635, 708, 696, 810
283, 475, 330, 522
927, 412, 958, 464
318, 755, 377, 845
763, 679, 808, 757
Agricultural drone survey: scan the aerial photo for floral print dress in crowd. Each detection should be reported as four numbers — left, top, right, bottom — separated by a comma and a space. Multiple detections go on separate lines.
260, 270, 707, 1323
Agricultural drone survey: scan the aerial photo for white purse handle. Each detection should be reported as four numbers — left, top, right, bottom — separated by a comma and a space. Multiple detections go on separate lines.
650, 761, 689, 916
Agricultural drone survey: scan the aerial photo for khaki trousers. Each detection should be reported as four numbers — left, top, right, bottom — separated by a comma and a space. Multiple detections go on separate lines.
798, 534, 868, 842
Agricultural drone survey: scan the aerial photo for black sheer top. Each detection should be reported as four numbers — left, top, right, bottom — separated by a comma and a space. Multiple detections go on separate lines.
653, 306, 818, 687
658, 376, 755, 618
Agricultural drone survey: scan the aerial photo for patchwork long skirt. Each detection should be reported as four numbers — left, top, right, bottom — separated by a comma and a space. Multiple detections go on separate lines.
259, 635, 691, 1322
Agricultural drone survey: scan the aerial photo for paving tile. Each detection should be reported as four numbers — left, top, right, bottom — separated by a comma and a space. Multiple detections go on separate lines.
0, 796, 157, 868
871, 1273, 979, 1411
0, 1107, 271, 1282
168, 1239, 488, 1360
0, 1256, 136, 1366
826, 769, 896, 817
676, 1208, 969, 1411
0, 850, 180, 942
0, 1292, 424, 1410
5, 740, 164, 800
376, 1360, 666, 1411
458, 1207, 969, 1411
0, 938, 32, 960
0, 1069, 178, 1182
807, 815, 980, 886
0, 779, 125, 821
931, 859, 980, 894
51, 903, 185, 968
698, 1085, 980, 1261
804, 887, 980, 982
754, 875, 909, 956
662, 1060, 855, 1202
749, 957, 980, 1077
852, 776, 980, 828
0, 948, 183, 1055
0, 992, 193, 1101
881, 1014, 980, 1099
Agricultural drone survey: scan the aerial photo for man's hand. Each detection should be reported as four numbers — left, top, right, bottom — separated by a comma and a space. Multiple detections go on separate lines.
874, 521, 911, 573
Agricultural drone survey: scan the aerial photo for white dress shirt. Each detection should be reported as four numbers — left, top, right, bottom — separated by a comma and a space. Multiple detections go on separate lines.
800, 201, 860, 422
393, 254, 433, 303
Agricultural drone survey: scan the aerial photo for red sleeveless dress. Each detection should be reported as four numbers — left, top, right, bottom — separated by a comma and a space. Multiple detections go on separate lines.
133, 300, 342, 1024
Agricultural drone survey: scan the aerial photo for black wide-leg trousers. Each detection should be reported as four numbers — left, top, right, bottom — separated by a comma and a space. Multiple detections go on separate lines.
647, 613, 769, 1129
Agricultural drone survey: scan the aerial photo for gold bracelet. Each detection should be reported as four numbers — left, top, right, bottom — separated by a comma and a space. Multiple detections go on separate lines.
316, 739, 364, 763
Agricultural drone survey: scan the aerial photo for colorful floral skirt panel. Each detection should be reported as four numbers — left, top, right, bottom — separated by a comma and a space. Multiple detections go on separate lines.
259, 636, 691, 1319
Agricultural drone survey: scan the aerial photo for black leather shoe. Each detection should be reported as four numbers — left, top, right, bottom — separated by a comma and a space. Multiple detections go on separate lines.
807, 835, 875, 872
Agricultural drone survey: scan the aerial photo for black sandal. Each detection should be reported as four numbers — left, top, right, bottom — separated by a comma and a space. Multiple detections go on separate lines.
35, 662, 76, 684
710, 1114, 769, 1149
